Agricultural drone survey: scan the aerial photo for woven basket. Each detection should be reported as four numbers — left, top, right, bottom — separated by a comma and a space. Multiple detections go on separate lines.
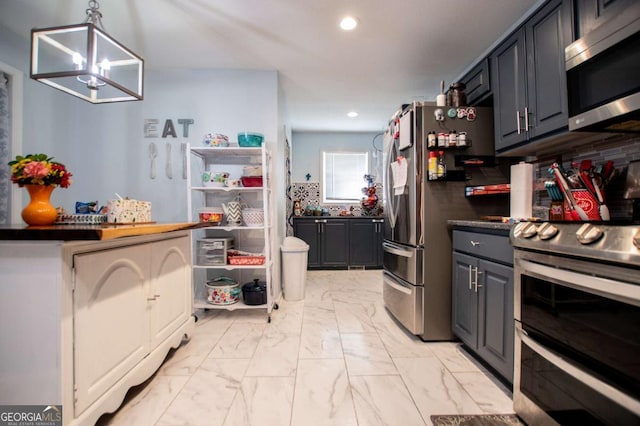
242, 208, 264, 226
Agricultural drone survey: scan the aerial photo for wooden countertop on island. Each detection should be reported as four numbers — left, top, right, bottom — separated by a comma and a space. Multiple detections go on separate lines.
0, 222, 201, 241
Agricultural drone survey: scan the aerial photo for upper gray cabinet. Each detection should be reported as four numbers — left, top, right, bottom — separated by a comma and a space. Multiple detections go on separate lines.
491, 0, 573, 153
460, 58, 491, 106
574, 0, 636, 38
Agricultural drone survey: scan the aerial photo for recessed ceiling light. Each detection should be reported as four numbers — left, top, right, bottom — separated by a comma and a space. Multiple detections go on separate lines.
347, 111, 359, 118
340, 16, 358, 31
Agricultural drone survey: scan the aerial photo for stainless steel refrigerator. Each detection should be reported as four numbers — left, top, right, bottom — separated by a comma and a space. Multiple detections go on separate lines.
382, 101, 500, 341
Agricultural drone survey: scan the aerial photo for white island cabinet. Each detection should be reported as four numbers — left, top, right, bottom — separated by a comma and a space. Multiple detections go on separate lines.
0, 229, 195, 425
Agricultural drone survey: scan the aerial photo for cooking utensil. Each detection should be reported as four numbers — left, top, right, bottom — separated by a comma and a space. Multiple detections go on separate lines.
205, 277, 240, 305
181, 143, 187, 179
551, 164, 589, 221
602, 160, 615, 184
166, 143, 173, 179
592, 176, 611, 221
580, 159, 592, 172
545, 180, 563, 201
242, 278, 267, 305
577, 172, 602, 220
149, 142, 157, 179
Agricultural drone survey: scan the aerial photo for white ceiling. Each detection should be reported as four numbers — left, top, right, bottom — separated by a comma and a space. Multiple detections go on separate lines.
0, 0, 541, 132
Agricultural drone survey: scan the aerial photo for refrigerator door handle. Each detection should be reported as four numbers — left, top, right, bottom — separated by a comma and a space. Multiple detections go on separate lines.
384, 131, 398, 229
382, 241, 413, 258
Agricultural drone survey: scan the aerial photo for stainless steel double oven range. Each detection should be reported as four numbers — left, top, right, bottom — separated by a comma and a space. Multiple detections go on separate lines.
511, 221, 640, 425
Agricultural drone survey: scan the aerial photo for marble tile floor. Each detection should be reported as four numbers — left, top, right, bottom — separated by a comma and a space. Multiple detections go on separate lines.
97, 270, 514, 426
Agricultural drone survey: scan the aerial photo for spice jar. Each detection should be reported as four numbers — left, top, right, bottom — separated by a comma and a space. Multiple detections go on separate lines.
448, 130, 457, 147
437, 132, 447, 147
427, 131, 436, 148
457, 132, 467, 147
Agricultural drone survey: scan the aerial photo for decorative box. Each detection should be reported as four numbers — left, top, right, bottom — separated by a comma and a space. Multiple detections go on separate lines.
106, 199, 152, 223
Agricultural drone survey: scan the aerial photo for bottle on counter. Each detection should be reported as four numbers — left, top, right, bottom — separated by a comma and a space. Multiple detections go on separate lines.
437, 151, 447, 179
428, 151, 437, 180
437, 132, 447, 148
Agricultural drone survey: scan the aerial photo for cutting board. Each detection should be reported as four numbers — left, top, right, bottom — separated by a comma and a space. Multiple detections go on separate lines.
97, 222, 197, 240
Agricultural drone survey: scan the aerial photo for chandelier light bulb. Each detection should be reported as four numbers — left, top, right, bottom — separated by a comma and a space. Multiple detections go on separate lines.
72, 52, 84, 68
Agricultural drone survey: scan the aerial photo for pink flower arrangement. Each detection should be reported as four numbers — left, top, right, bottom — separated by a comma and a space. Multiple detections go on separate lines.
8, 153, 72, 188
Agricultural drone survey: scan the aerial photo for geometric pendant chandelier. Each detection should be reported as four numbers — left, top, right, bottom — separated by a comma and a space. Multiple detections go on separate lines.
30, 0, 144, 103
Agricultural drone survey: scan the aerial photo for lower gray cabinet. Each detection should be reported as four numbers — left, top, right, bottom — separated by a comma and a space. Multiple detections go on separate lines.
349, 218, 384, 268
452, 229, 514, 383
293, 217, 383, 269
293, 219, 322, 268
293, 217, 348, 269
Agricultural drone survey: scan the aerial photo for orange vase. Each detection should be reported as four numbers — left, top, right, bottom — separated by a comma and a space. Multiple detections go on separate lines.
22, 184, 58, 226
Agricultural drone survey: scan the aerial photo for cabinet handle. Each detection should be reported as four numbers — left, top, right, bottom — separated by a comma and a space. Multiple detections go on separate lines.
524, 106, 530, 131
470, 240, 481, 247
468, 265, 473, 290
314, 219, 328, 223
474, 268, 483, 292
516, 110, 522, 134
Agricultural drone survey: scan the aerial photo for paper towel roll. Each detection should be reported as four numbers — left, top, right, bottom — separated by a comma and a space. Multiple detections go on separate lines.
510, 162, 533, 219
436, 94, 446, 107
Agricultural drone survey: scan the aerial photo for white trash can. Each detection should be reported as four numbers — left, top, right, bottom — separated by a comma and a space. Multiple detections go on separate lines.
281, 236, 309, 301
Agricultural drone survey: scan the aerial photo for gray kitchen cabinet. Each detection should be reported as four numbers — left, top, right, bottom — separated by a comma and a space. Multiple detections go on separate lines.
491, 0, 573, 153
320, 219, 349, 267
349, 218, 384, 268
452, 229, 514, 383
293, 217, 349, 269
574, 0, 637, 38
460, 58, 491, 106
293, 217, 383, 269
293, 218, 321, 267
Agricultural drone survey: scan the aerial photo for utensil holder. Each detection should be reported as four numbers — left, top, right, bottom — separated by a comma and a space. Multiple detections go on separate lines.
562, 189, 601, 221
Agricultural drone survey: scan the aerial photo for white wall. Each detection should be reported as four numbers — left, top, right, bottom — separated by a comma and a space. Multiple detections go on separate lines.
291, 131, 384, 183
0, 27, 279, 223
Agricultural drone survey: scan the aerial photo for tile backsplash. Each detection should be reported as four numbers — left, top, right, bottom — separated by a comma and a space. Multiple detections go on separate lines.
290, 181, 384, 217
533, 135, 640, 220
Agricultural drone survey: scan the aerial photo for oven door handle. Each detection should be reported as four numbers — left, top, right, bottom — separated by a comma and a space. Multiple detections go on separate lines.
518, 259, 640, 306
517, 326, 640, 415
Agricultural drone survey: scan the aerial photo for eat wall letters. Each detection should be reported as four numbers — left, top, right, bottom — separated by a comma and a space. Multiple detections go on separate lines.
144, 119, 195, 138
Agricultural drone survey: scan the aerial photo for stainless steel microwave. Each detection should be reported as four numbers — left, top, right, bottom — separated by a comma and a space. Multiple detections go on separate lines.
565, 6, 640, 132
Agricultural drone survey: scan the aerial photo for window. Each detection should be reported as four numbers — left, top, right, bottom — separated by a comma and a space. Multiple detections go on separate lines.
322, 151, 368, 203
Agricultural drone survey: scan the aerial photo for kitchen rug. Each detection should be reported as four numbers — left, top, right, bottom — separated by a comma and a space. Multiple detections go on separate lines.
431, 414, 525, 426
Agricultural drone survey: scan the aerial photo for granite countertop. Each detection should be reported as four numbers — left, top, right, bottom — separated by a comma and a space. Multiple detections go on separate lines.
0, 222, 198, 241
447, 220, 513, 231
